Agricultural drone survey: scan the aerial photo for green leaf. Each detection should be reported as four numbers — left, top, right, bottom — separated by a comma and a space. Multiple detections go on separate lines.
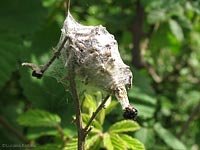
169, 19, 184, 42
147, 9, 167, 24
82, 93, 97, 115
109, 120, 140, 133
128, 70, 157, 119
64, 138, 77, 150
154, 123, 186, 150
0, 0, 46, 34
86, 134, 100, 150
105, 100, 118, 115
82, 114, 102, 133
17, 109, 61, 127
120, 134, 145, 150
110, 133, 126, 150
103, 133, 114, 150
97, 108, 105, 125
135, 128, 155, 149
32, 143, 62, 150
89, 135, 103, 150
0, 35, 21, 89
0, 0, 47, 89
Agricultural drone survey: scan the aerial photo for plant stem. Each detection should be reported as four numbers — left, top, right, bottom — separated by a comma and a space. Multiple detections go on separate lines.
84, 95, 110, 133
22, 37, 68, 79
68, 67, 84, 150
69, 65, 111, 149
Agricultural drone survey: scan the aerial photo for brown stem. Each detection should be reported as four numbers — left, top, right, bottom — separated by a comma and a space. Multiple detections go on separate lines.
68, 64, 110, 150
22, 37, 68, 79
68, 67, 84, 150
56, 125, 67, 146
0, 116, 29, 143
84, 95, 110, 133
177, 101, 200, 138
132, 0, 145, 69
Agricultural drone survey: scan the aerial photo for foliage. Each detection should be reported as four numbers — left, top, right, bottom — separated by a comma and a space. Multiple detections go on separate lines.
82, 97, 144, 150
17, 109, 61, 127
0, 0, 200, 150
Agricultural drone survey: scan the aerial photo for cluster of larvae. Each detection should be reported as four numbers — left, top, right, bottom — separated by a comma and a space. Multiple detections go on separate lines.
58, 9, 137, 120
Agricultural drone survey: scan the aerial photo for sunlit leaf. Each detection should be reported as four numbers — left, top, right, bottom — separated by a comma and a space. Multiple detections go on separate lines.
169, 19, 184, 42
103, 133, 114, 150
89, 135, 103, 150
109, 120, 140, 133
64, 138, 77, 150
82, 94, 97, 116
120, 134, 145, 150
147, 9, 167, 24
110, 133, 126, 150
86, 134, 100, 150
82, 113, 102, 133
17, 109, 61, 127
97, 108, 105, 125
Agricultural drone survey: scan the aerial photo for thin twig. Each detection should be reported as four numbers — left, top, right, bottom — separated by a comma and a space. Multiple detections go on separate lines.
0, 116, 29, 143
84, 95, 110, 133
22, 37, 68, 79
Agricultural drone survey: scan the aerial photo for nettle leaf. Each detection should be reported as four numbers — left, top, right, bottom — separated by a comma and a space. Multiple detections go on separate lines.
110, 133, 126, 150
120, 134, 145, 150
65, 138, 77, 150
86, 134, 100, 150
17, 109, 61, 127
154, 123, 186, 150
109, 120, 140, 133
169, 19, 184, 42
103, 133, 114, 150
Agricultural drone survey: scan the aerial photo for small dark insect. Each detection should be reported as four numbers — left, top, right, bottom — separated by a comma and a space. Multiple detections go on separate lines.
123, 106, 138, 120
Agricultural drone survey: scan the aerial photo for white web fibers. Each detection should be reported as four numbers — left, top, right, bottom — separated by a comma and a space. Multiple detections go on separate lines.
45, 56, 68, 86
51, 12, 134, 110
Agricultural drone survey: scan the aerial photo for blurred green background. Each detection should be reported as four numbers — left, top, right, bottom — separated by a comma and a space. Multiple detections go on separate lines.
0, 0, 200, 149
